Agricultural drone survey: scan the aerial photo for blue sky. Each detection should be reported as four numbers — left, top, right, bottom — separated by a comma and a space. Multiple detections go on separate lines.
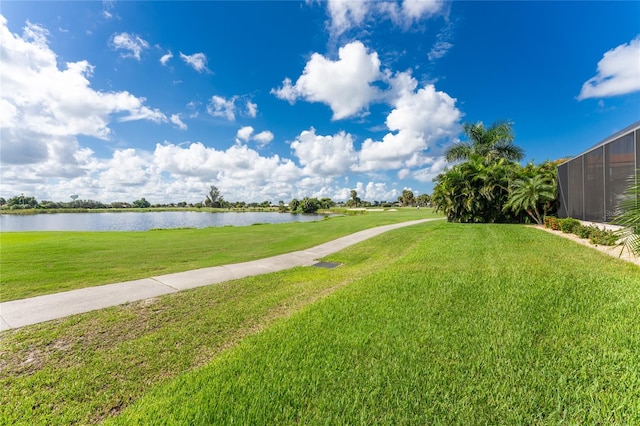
1, 1, 639, 204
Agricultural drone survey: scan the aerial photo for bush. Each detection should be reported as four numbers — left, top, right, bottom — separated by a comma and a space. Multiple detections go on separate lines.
544, 216, 560, 230
575, 225, 593, 239
588, 227, 619, 246
559, 218, 581, 234
546, 216, 619, 247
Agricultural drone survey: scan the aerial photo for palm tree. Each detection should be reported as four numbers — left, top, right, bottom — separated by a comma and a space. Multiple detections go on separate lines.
205, 185, 223, 208
474, 157, 519, 222
300, 197, 320, 213
503, 175, 555, 225
398, 189, 415, 207
433, 157, 518, 223
432, 162, 481, 222
350, 190, 359, 207
613, 172, 640, 256
445, 121, 524, 163
289, 198, 300, 212
416, 193, 431, 207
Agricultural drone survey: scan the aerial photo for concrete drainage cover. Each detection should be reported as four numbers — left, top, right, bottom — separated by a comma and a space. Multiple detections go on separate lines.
312, 262, 341, 269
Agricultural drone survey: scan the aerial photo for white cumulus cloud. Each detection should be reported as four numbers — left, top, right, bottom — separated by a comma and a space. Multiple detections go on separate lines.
412, 156, 448, 182
362, 181, 399, 201
207, 96, 258, 121
271, 77, 297, 103
401, 0, 443, 21
271, 41, 382, 120
207, 95, 237, 121
324, 0, 446, 36
578, 35, 640, 100
179, 52, 209, 73
0, 15, 167, 181
236, 126, 255, 142
356, 74, 461, 172
170, 114, 187, 130
272, 41, 462, 178
336, 181, 399, 202
236, 126, 273, 147
160, 50, 173, 65
154, 142, 304, 201
101, 149, 155, 186
111, 32, 149, 60
327, 0, 368, 36
291, 128, 358, 176
246, 100, 258, 118
253, 130, 274, 147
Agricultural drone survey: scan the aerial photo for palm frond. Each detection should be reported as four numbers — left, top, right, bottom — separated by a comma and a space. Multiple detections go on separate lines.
445, 142, 474, 162
613, 173, 640, 256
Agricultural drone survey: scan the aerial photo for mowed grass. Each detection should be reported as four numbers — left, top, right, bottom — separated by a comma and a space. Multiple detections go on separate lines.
0, 209, 437, 301
2, 222, 639, 425
0, 221, 433, 425
109, 223, 640, 425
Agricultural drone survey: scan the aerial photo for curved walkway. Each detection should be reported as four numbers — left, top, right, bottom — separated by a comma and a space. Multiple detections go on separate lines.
0, 218, 440, 331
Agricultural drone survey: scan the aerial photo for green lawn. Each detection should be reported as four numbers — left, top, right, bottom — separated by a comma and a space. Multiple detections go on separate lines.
1, 222, 638, 425
0, 209, 437, 301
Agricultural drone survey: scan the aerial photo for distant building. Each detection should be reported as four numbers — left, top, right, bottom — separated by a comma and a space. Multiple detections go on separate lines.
557, 121, 639, 223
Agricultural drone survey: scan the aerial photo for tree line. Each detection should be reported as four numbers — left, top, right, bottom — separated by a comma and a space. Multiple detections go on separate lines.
0, 195, 185, 211
0, 187, 426, 214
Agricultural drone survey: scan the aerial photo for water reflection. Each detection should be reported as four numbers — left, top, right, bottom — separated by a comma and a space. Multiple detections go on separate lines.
0, 211, 324, 232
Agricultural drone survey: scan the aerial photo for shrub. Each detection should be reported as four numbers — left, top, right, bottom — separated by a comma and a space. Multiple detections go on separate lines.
587, 227, 619, 246
559, 218, 581, 234
546, 217, 619, 247
544, 216, 561, 231
575, 225, 593, 239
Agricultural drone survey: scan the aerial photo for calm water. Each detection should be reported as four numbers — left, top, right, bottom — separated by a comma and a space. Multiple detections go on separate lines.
0, 211, 325, 232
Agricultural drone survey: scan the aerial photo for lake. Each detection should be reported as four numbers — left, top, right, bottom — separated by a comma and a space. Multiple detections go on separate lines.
0, 211, 326, 232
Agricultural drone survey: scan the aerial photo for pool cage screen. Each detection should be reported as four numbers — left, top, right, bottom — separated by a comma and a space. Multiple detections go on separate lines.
557, 121, 639, 223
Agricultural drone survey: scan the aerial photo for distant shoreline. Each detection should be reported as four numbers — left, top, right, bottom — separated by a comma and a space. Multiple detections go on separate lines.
0, 207, 282, 215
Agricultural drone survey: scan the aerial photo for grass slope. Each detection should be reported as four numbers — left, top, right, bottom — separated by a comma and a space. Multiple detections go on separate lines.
0, 221, 431, 425
2, 222, 638, 424
109, 223, 640, 425
0, 209, 436, 301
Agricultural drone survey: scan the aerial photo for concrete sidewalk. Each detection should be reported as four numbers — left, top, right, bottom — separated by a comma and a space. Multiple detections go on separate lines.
0, 218, 439, 331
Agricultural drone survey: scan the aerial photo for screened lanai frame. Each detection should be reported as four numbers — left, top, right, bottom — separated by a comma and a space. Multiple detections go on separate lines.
557, 121, 640, 223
